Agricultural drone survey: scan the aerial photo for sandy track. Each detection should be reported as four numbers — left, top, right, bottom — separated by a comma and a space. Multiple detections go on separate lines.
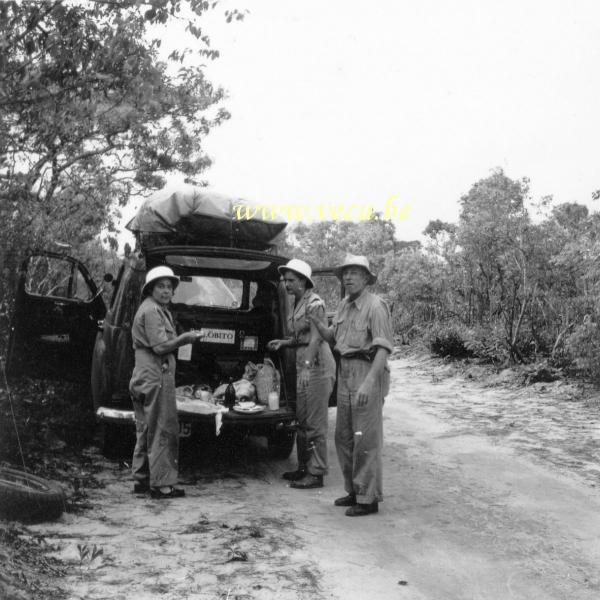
28, 355, 600, 599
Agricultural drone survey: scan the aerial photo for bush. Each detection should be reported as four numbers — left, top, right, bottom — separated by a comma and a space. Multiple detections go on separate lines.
564, 316, 600, 382
0, 377, 97, 468
426, 323, 472, 358
463, 325, 510, 365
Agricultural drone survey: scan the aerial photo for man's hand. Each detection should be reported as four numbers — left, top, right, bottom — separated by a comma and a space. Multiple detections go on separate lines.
356, 376, 376, 407
267, 339, 284, 352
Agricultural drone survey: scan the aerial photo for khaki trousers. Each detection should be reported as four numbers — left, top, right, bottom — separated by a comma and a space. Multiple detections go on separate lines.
130, 353, 179, 488
295, 344, 335, 475
335, 357, 389, 504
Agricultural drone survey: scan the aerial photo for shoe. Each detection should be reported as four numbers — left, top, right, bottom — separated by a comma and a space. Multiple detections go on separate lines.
333, 493, 356, 507
282, 468, 307, 481
345, 502, 379, 517
133, 481, 150, 494
150, 486, 186, 499
290, 474, 323, 489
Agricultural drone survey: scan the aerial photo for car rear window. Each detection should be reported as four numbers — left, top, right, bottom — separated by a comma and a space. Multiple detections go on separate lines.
172, 276, 245, 309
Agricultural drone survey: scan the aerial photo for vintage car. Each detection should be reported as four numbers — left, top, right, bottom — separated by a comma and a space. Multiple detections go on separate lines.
6, 190, 340, 459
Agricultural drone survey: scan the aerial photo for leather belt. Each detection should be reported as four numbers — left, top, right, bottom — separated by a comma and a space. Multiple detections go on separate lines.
339, 350, 373, 362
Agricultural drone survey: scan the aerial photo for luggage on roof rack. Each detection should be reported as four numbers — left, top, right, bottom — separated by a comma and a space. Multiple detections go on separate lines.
126, 188, 287, 252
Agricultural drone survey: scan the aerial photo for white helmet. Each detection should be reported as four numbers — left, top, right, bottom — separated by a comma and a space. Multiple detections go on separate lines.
142, 266, 179, 296
277, 258, 314, 288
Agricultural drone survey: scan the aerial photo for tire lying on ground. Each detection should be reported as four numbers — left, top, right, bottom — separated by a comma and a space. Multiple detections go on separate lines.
0, 467, 66, 523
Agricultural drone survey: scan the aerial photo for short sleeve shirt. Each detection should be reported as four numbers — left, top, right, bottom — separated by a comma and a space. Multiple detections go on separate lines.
333, 290, 393, 357
288, 289, 328, 346
131, 297, 177, 350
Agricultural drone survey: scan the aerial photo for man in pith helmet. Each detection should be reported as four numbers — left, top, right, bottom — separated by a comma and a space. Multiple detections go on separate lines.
310, 254, 393, 516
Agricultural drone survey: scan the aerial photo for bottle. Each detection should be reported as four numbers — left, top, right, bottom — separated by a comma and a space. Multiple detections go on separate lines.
224, 377, 236, 409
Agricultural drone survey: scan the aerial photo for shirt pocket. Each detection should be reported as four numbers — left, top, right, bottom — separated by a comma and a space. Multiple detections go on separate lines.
163, 316, 176, 339
333, 316, 345, 339
293, 303, 307, 327
347, 318, 369, 348
293, 304, 310, 341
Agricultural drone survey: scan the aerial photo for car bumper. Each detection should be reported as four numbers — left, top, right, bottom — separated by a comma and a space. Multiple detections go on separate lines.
96, 406, 135, 424
96, 406, 297, 430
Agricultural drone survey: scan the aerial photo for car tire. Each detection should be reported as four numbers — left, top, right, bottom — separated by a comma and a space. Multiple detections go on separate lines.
0, 467, 66, 523
267, 429, 296, 459
102, 423, 135, 459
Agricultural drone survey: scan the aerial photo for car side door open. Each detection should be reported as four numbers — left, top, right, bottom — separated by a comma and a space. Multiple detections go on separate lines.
6, 252, 107, 381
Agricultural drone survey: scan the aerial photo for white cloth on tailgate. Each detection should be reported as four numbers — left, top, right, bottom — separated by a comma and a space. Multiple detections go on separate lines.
175, 397, 228, 436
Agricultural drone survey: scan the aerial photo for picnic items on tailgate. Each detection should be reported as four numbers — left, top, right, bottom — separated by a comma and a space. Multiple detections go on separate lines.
254, 358, 280, 405
212, 378, 257, 403
175, 384, 227, 435
176, 384, 213, 402
268, 391, 280, 411
243, 361, 259, 381
233, 402, 265, 414
224, 378, 236, 409
174, 356, 281, 432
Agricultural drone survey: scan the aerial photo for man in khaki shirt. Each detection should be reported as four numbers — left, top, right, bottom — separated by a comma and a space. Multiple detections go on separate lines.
312, 254, 393, 516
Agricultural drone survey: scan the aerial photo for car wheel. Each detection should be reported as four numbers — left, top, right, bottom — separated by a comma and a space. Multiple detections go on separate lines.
267, 429, 296, 459
102, 423, 135, 459
0, 467, 66, 523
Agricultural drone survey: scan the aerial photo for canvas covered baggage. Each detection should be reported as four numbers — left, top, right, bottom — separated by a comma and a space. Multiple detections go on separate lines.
126, 187, 287, 251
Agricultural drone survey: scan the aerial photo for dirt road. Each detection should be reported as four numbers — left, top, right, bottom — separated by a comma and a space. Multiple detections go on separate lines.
29, 356, 600, 599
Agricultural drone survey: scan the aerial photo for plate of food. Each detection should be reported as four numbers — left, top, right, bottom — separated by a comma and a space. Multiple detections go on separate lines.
233, 402, 265, 414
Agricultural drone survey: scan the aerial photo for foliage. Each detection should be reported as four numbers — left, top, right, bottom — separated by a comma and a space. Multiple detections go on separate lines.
77, 543, 104, 569
284, 217, 396, 270
0, 0, 235, 309
426, 323, 472, 359
0, 378, 98, 465
379, 248, 449, 336
564, 317, 600, 382
285, 168, 600, 376
463, 324, 511, 365
0, 522, 66, 600
0, 374, 104, 599
282, 216, 400, 308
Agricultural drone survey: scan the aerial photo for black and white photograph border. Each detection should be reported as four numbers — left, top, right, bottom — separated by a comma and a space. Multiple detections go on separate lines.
1, 1, 600, 599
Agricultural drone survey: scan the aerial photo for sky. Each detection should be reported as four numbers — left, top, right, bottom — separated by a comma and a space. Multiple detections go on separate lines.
119, 0, 600, 246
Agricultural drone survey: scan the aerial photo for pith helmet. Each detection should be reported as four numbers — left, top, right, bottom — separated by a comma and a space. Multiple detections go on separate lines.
142, 266, 180, 297
334, 254, 377, 285
277, 258, 314, 288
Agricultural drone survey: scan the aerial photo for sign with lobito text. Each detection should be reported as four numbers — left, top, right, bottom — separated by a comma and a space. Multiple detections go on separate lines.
200, 328, 235, 344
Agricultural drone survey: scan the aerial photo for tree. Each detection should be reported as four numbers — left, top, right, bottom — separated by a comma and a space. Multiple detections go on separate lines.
0, 0, 236, 302
379, 249, 449, 338
456, 169, 534, 360
280, 217, 397, 311
284, 217, 396, 284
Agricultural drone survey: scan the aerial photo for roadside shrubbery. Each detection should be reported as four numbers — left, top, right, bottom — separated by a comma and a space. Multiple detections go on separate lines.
350, 170, 600, 380
0, 375, 104, 598
426, 322, 547, 368
0, 376, 102, 494
564, 317, 600, 383
426, 324, 473, 359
